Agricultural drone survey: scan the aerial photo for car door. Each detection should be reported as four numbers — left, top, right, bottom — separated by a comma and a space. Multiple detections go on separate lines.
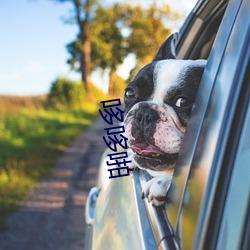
166, 0, 250, 249
89, 148, 159, 250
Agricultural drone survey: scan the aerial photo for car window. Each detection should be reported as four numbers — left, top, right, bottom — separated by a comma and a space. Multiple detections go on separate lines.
177, 0, 228, 60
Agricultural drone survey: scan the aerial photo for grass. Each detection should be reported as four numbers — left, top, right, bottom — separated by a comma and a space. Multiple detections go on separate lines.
0, 95, 100, 230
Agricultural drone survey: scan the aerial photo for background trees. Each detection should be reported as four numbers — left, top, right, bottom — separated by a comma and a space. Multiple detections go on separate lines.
56, 1, 175, 97
53, 0, 98, 97
121, 4, 172, 81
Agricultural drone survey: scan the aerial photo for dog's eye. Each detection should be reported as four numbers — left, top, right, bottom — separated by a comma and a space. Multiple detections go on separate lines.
125, 89, 136, 100
175, 97, 192, 108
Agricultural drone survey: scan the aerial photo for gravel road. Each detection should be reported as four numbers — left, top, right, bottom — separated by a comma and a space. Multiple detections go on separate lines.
0, 118, 107, 250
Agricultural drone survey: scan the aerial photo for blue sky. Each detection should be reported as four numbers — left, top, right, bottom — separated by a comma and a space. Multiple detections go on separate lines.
0, 0, 196, 96
0, 0, 78, 95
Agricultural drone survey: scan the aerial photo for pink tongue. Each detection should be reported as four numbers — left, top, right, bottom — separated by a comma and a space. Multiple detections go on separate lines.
130, 143, 163, 156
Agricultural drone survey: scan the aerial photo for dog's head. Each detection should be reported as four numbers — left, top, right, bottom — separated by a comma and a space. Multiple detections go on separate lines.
124, 33, 206, 176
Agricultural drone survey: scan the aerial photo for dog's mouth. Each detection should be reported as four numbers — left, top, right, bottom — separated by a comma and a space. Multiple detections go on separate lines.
129, 143, 178, 167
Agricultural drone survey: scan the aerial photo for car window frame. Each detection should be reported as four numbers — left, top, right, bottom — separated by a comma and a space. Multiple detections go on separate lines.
177, 0, 229, 60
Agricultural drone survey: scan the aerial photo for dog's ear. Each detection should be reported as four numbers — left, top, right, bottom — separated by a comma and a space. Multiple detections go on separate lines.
153, 32, 179, 61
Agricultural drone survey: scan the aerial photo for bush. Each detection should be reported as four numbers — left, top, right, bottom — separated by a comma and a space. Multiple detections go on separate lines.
48, 77, 85, 108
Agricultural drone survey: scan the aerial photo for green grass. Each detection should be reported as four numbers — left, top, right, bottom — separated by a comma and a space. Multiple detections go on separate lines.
0, 99, 100, 230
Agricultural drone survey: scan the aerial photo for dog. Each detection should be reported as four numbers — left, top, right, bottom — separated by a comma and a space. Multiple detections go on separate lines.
123, 33, 206, 206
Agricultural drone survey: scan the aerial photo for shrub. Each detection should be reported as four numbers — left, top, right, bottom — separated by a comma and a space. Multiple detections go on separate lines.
48, 77, 85, 108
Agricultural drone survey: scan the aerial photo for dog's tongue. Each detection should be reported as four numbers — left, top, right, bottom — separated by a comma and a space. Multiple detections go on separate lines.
130, 143, 164, 155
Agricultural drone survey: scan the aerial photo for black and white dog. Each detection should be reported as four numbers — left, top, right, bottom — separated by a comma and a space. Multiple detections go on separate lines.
124, 33, 206, 206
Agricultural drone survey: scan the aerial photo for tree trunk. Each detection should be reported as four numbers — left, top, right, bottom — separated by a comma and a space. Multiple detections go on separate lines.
73, 0, 92, 98
81, 21, 91, 98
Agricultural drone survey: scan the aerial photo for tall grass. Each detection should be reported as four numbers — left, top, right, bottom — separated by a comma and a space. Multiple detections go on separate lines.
0, 96, 100, 230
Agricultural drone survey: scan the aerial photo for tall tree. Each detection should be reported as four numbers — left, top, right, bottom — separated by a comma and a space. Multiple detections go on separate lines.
67, 4, 127, 95
54, 0, 98, 97
90, 4, 126, 95
66, 3, 174, 93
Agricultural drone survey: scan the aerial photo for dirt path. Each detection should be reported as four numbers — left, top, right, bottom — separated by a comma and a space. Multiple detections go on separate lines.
0, 118, 107, 250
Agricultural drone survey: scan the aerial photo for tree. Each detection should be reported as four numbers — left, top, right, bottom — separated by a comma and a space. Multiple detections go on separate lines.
125, 4, 172, 68
67, 4, 127, 95
65, 3, 174, 94
90, 4, 127, 95
54, 0, 98, 97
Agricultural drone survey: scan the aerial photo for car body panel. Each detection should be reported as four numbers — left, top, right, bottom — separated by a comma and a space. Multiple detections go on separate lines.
168, 0, 250, 248
193, 0, 250, 248
92, 149, 158, 250
216, 99, 250, 249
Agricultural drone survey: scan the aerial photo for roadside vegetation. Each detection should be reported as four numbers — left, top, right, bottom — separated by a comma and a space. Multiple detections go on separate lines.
0, 82, 107, 230
0, 0, 180, 231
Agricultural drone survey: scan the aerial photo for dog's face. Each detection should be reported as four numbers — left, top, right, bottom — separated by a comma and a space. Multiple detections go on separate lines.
124, 33, 206, 176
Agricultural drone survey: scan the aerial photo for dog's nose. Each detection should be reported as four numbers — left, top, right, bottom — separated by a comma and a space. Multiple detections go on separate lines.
135, 109, 159, 129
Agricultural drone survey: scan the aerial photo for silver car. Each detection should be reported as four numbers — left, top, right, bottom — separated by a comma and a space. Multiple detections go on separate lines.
85, 0, 250, 249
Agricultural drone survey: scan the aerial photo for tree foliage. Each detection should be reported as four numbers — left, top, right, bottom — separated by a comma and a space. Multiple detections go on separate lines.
125, 4, 172, 65
59, 2, 174, 94
48, 77, 85, 108
118, 3, 172, 82
90, 4, 126, 72
66, 5, 126, 71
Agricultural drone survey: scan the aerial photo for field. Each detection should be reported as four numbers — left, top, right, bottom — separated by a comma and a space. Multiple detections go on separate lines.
0, 95, 100, 229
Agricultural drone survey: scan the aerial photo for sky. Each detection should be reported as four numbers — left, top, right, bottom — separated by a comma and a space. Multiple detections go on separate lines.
0, 0, 197, 96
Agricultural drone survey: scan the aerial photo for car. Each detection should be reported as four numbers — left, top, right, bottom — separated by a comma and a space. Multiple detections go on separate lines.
85, 0, 250, 249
